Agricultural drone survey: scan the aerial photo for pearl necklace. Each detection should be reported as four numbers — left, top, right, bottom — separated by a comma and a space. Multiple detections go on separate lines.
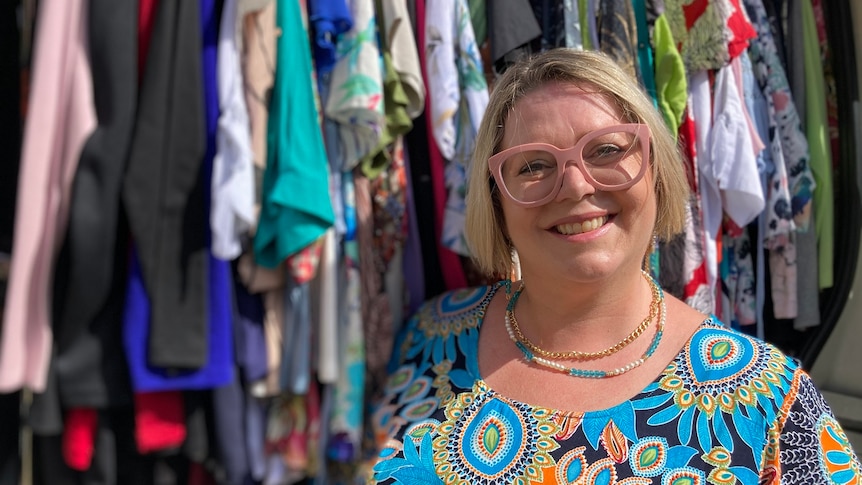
504, 275, 666, 379
507, 271, 660, 360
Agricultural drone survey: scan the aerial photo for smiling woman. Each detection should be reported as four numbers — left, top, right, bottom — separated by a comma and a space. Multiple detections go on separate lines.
365, 48, 861, 485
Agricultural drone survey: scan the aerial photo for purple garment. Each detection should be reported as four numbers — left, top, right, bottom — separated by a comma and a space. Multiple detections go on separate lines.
245, 395, 267, 481
213, 372, 249, 484
234, 281, 269, 382
308, 0, 353, 74
402, 148, 425, 316
587, 0, 600, 49
122, 0, 234, 392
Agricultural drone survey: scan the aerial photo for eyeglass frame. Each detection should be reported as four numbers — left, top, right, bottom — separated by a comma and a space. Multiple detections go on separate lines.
488, 123, 652, 208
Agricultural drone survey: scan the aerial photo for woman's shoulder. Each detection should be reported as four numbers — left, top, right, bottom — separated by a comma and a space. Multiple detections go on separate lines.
680, 315, 803, 377
387, 284, 501, 366
409, 283, 501, 329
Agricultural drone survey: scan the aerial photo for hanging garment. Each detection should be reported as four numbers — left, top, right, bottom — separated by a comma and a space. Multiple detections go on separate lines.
211, 0, 257, 261
0, 0, 95, 392
51, 0, 138, 410
379, 0, 426, 120
632, 0, 656, 98
529, 0, 567, 50
744, 0, 817, 319
598, 0, 639, 81
663, 0, 756, 71
785, 0, 824, 330
583, 0, 600, 50
308, 0, 353, 75
425, 0, 489, 256
669, 106, 713, 314
327, 239, 365, 464
315, 228, 340, 384
810, 0, 840, 171
358, 52, 414, 178
652, 13, 687, 138
324, 0, 385, 170
254, 0, 335, 268
414, 0, 467, 292
688, 71, 720, 312
241, 0, 276, 203
401, 147, 426, 316
708, 64, 766, 229
238, 2, 289, 395
801, 0, 834, 290
737, 50, 770, 338
488, 0, 542, 72
122, 0, 210, 369
744, 0, 815, 231
563, 0, 583, 49
721, 222, 757, 328
355, 174, 393, 407
123, 0, 235, 392
0, 0, 21, 257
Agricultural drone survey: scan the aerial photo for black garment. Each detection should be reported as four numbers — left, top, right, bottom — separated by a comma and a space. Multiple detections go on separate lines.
32, 407, 151, 485
529, 0, 567, 51
0, 0, 21, 254
0, 392, 19, 485
122, 0, 209, 369
52, 0, 137, 408
53, 230, 132, 407
404, 113, 445, 300
488, 0, 542, 74
598, 0, 640, 81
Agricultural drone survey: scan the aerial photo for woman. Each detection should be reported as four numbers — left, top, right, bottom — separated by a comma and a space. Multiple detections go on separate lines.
366, 49, 860, 484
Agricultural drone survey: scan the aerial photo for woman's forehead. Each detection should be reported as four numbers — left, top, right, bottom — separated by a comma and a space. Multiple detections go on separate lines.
501, 82, 625, 144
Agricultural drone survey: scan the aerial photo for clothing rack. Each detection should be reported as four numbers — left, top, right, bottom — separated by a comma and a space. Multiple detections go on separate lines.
0, 0, 859, 484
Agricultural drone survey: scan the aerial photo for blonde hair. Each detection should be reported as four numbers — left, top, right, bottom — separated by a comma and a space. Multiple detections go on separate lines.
464, 49, 690, 277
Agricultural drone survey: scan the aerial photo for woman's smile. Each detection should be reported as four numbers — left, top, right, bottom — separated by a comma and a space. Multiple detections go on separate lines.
553, 215, 609, 235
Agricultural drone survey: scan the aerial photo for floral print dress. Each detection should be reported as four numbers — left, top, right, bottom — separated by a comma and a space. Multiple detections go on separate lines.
367, 284, 861, 484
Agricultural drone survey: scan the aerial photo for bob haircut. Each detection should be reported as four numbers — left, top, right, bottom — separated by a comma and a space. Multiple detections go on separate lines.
465, 48, 691, 278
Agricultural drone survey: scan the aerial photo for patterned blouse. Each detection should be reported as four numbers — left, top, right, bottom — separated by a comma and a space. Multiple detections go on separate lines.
367, 284, 861, 484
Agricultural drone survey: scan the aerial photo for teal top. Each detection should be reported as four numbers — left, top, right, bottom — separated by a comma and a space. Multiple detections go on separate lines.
253, 0, 334, 268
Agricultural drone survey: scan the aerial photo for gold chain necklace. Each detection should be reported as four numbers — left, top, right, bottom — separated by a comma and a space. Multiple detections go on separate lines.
505, 270, 659, 361
507, 287, 666, 379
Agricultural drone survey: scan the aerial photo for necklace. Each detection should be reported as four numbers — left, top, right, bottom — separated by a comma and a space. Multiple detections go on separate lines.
506, 271, 659, 360
504, 274, 666, 379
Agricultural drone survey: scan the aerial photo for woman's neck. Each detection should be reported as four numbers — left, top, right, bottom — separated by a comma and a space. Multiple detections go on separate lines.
508, 270, 653, 353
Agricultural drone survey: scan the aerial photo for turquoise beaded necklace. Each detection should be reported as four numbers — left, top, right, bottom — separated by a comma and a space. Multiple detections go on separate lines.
504, 274, 666, 379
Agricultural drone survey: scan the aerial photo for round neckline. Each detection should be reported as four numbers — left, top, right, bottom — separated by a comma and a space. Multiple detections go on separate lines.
468, 281, 689, 418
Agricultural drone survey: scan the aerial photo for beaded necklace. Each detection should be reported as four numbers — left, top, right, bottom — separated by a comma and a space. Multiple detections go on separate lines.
503, 274, 666, 379
507, 270, 660, 360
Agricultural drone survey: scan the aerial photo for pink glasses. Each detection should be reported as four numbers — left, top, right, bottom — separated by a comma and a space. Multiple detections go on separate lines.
488, 123, 651, 207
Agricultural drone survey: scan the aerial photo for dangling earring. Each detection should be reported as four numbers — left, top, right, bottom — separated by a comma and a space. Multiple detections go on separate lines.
510, 247, 521, 282
643, 233, 659, 276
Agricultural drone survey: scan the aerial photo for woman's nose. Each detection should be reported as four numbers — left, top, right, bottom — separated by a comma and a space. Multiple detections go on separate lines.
554, 162, 596, 201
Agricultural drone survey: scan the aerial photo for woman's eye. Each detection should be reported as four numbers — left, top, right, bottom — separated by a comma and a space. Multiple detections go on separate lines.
517, 158, 554, 176
591, 144, 623, 157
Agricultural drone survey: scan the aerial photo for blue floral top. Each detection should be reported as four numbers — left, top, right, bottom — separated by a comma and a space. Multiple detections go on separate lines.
368, 284, 861, 484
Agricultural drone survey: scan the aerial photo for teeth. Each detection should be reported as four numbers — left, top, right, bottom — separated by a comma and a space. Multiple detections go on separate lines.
556, 216, 607, 235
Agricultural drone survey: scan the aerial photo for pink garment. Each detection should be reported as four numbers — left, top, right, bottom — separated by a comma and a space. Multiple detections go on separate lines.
730, 56, 766, 156
414, 0, 467, 291
0, 0, 96, 392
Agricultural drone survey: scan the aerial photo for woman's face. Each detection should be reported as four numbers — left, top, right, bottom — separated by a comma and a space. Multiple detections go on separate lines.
498, 81, 656, 284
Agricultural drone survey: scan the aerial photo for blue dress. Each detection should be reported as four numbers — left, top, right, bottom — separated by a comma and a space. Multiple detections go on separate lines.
367, 283, 861, 484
